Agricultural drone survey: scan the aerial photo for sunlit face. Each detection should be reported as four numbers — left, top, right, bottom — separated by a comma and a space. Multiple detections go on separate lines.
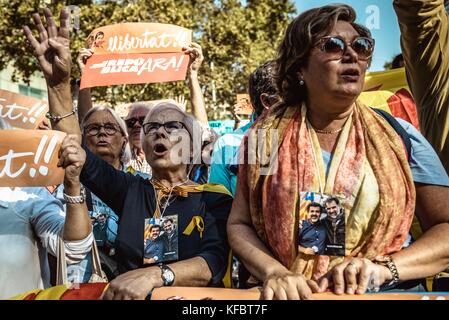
150, 226, 160, 240
325, 200, 340, 219
300, 21, 369, 111
126, 106, 150, 149
307, 206, 321, 223
83, 110, 126, 164
142, 106, 191, 172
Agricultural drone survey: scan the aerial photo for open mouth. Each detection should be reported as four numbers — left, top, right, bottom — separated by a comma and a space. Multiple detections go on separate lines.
153, 143, 169, 156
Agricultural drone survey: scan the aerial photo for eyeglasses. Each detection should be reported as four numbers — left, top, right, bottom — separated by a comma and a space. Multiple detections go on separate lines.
317, 36, 375, 61
84, 123, 121, 136
142, 121, 187, 135
125, 116, 146, 128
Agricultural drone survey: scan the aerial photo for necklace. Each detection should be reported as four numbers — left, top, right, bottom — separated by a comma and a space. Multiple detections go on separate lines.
311, 126, 343, 134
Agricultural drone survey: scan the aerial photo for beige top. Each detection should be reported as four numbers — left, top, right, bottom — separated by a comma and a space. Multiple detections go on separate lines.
394, 0, 449, 173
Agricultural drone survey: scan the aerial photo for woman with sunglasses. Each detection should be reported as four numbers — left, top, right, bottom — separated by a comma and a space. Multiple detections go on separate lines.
227, 4, 449, 299
124, 103, 154, 177
24, 8, 233, 299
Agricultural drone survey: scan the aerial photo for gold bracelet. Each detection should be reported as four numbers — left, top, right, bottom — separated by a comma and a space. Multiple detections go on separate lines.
375, 255, 400, 285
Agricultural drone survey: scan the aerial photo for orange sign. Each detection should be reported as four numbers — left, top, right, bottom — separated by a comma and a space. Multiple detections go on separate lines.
0, 130, 65, 187
81, 23, 192, 89
235, 94, 253, 115
0, 89, 48, 129
80, 52, 189, 89
85, 23, 191, 55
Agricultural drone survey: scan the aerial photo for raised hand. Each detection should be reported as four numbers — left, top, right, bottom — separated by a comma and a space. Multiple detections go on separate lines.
23, 8, 71, 87
183, 42, 204, 75
76, 48, 94, 75
58, 134, 85, 186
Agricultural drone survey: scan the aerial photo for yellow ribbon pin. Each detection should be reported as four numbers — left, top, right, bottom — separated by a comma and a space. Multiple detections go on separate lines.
183, 216, 204, 238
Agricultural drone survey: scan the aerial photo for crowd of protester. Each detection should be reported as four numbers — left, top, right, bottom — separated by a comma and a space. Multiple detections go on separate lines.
2, 0, 449, 300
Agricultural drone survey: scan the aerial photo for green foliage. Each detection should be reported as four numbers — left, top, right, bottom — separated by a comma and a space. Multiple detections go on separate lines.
0, 0, 295, 119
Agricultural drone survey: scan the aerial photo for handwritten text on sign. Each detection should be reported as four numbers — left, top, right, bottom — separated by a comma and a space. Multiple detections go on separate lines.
0, 89, 48, 129
80, 52, 189, 89
86, 23, 191, 54
0, 130, 65, 187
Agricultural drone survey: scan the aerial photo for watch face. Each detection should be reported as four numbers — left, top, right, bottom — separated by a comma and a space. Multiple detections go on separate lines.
162, 268, 174, 284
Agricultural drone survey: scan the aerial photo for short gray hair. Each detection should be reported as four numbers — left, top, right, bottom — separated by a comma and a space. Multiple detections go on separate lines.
81, 106, 131, 165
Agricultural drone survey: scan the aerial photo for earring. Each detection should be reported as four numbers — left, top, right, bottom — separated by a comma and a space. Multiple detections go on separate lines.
299, 79, 305, 86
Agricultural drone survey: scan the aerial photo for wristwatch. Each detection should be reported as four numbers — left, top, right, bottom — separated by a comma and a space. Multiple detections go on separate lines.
159, 265, 175, 286
63, 186, 86, 204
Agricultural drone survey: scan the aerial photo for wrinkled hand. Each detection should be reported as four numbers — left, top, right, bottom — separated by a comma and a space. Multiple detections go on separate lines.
58, 134, 85, 185
183, 42, 204, 74
23, 8, 71, 87
262, 272, 314, 300
102, 267, 163, 300
303, 247, 315, 255
311, 258, 392, 295
76, 48, 94, 75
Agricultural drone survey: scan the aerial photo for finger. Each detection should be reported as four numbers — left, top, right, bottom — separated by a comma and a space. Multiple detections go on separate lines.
344, 263, 358, 294
285, 282, 300, 300
318, 275, 331, 292
273, 286, 288, 300
59, 7, 70, 39
32, 14, 48, 43
44, 8, 57, 38
261, 286, 274, 300
298, 282, 314, 300
356, 265, 374, 294
307, 279, 321, 293
23, 26, 40, 51
102, 287, 114, 300
332, 265, 346, 295
190, 42, 201, 49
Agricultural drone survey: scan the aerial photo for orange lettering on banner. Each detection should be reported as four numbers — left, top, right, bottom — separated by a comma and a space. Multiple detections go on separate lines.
80, 52, 189, 89
0, 130, 65, 187
235, 94, 254, 115
0, 89, 48, 129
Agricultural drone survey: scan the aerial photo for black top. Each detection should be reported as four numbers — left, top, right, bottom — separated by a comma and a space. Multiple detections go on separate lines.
80, 146, 233, 286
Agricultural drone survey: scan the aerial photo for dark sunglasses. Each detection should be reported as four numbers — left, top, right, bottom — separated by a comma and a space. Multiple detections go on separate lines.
125, 116, 146, 128
84, 123, 121, 136
142, 121, 187, 135
317, 36, 375, 61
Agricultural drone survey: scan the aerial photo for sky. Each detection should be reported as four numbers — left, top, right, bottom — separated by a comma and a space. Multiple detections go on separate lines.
294, 0, 401, 71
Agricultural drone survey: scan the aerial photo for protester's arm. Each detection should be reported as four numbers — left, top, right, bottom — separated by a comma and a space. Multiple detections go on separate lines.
227, 156, 313, 300
103, 256, 213, 300
60, 134, 140, 217
76, 48, 94, 122
23, 8, 80, 136
391, 184, 449, 280
393, 0, 449, 118
184, 43, 208, 126
315, 183, 449, 295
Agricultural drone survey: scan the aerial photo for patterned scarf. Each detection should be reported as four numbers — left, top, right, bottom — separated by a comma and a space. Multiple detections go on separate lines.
238, 102, 415, 279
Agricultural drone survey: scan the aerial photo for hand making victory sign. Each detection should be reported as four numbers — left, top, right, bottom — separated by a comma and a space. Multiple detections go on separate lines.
23, 8, 71, 88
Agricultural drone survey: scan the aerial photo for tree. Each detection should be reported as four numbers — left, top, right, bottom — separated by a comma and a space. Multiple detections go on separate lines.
0, 0, 295, 119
